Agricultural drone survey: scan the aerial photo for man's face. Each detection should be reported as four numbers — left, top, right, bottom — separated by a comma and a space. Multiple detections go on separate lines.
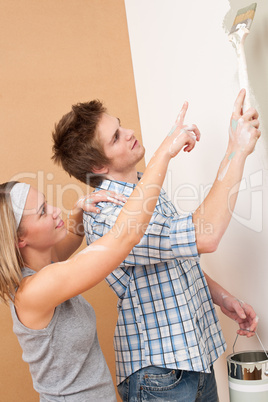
96, 113, 145, 180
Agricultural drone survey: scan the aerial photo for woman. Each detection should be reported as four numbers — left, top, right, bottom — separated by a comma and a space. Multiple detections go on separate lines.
0, 102, 197, 401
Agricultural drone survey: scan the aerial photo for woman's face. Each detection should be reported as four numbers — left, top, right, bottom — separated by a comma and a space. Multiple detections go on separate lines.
19, 187, 66, 250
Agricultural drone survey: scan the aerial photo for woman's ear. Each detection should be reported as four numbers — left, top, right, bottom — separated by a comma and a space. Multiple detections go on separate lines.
17, 237, 27, 249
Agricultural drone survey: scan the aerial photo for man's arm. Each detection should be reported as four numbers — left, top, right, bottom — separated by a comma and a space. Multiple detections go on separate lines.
204, 271, 258, 337
85, 90, 260, 265
84, 112, 201, 267
193, 89, 260, 253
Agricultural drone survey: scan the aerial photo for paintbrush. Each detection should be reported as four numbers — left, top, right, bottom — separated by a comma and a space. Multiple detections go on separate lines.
228, 3, 257, 112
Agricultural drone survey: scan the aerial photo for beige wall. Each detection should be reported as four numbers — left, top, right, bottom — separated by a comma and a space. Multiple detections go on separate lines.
0, 1, 144, 400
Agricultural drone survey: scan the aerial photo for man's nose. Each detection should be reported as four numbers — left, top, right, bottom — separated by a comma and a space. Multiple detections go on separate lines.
125, 129, 134, 140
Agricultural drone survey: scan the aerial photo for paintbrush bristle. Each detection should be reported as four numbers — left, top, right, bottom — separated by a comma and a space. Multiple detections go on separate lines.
230, 3, 257, 34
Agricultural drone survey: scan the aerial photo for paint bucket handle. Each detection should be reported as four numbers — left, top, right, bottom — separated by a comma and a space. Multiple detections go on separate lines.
233, 331, 268, 360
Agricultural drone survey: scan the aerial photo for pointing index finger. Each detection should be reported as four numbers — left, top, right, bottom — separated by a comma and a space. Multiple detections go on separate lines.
175, 101, 188, 125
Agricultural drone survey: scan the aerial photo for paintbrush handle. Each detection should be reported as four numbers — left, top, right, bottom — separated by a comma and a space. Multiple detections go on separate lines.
229, 27, 251, 112
229, 3, 257, 111
237, 42, 251, 112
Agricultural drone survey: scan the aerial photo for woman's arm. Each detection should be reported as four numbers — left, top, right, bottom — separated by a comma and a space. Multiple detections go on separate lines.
16, 101, 200, 328
52, 191, 127, 261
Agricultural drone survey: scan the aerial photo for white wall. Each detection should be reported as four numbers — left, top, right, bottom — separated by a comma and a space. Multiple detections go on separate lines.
124, 1, 268, 400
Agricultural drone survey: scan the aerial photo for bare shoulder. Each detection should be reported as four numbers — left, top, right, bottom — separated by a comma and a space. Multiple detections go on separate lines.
14, 277, 55, 330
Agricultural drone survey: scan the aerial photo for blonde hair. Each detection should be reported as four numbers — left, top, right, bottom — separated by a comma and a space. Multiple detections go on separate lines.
0, 182, 24, 304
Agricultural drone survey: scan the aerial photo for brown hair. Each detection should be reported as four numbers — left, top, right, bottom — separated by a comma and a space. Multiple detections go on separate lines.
52, 99, 109, 188
0, 182, 24, 304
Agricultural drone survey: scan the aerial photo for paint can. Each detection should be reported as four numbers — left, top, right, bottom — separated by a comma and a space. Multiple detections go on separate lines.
227, 332, 268, 402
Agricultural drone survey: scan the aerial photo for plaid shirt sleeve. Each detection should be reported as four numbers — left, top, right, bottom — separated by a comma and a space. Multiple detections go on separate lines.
84, 203, 199, 267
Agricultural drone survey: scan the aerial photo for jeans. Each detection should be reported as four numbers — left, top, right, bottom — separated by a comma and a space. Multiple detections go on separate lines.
117, 365, 219, 402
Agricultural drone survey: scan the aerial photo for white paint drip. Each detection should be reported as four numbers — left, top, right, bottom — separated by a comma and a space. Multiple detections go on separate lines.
72, 244, 109, 263
229, 117, 251, 151
169, 132, 182, 156
218, 159, 231, 181
78, 244, 108, 255
176, 110, 184, 123
236, 298, 245, 306
84, 198, 93, 204
107, 196, 125, 206
168, 128, 196, 156
184, 124, 195, 131
238, 125, 251, 148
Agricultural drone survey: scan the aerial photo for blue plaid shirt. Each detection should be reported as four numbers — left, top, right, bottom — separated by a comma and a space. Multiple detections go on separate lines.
83, 175, 226, 385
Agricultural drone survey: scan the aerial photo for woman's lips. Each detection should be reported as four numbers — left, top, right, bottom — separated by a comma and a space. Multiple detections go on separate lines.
56, 219, 64, 229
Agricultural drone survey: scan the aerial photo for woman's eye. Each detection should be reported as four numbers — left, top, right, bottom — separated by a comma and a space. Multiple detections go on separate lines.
41, 205, 47, 216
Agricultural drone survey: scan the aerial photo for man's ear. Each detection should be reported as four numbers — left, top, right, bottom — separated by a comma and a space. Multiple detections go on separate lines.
91, 165, 109, 175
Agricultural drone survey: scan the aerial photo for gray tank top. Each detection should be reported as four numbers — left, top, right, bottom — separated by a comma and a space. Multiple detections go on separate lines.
10, 267, 116, 401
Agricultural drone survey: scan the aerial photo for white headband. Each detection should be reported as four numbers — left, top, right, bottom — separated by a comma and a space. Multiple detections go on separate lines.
10, 183, 30, 229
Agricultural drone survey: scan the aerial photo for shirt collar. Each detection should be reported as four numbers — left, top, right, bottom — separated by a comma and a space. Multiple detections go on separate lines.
96, 172, 143, 191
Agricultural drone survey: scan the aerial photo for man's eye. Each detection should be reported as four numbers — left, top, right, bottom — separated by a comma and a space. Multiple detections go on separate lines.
114, 132, 119, 142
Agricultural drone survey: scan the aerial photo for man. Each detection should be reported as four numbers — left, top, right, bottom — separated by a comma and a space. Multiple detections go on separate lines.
52, 90, 260, 401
